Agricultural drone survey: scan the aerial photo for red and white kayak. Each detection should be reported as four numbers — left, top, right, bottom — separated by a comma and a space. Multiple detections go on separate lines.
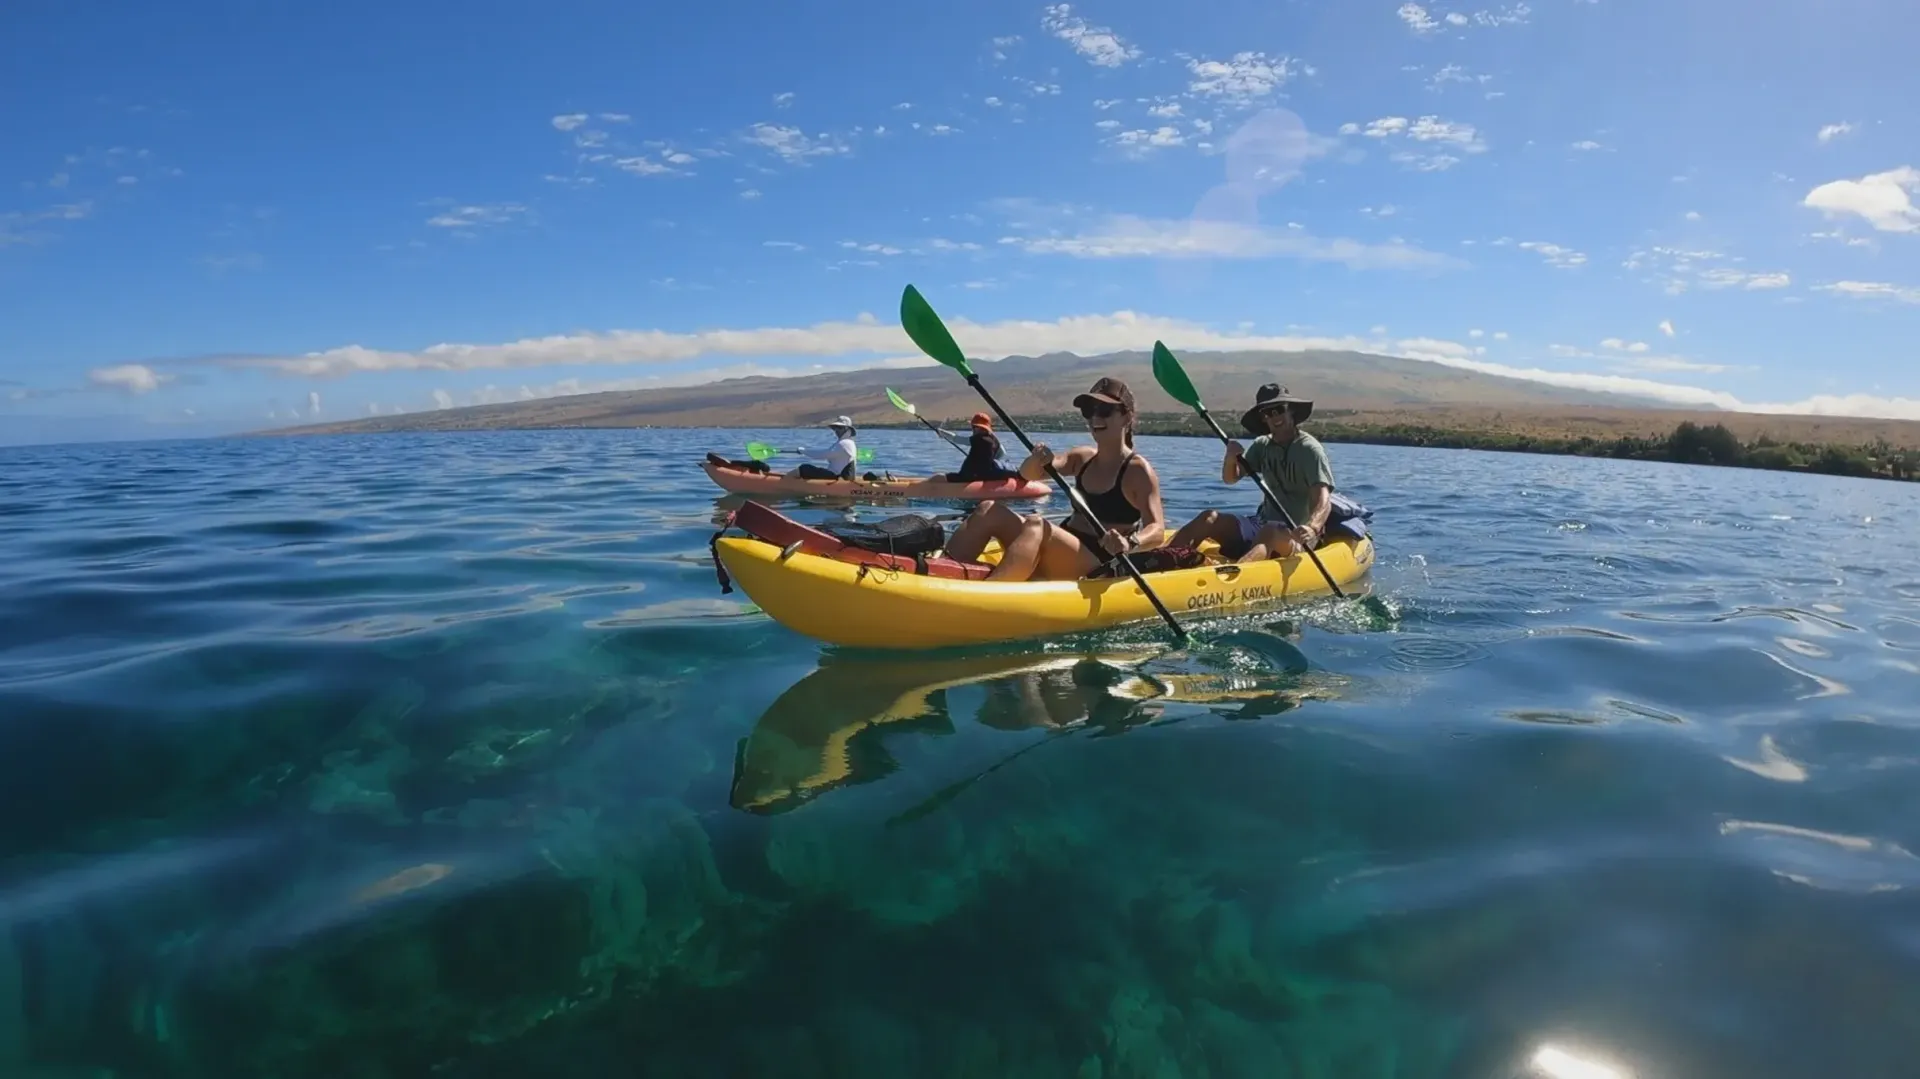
701, 460, 1050, 502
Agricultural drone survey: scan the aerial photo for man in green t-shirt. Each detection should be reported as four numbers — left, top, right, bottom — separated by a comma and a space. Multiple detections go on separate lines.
1167, 383, 1335, 563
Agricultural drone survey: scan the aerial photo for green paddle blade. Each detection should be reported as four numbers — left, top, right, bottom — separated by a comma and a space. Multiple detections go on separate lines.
1151, 341, 1204, 411
885, 387, 916, 415
900, 285, 974, 378
751, 440, 874, 464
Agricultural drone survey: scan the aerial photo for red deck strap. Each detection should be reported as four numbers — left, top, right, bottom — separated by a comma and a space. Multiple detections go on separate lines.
728, 501, 992, 580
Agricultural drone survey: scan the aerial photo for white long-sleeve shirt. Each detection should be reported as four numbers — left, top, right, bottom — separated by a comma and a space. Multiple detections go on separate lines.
798, 436, 857, 474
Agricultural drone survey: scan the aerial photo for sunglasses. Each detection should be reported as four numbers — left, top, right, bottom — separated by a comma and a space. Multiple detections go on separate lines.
1079, 401, 1121, 419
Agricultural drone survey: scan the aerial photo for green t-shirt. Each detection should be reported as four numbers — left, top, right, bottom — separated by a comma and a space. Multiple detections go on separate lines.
1241, 431, 1335, 525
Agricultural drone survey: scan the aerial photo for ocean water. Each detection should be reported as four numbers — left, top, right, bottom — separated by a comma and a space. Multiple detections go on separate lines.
3, 426, 1919, 1078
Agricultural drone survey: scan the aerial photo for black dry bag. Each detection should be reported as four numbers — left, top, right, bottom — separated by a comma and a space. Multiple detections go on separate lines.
820, 513, 948, 557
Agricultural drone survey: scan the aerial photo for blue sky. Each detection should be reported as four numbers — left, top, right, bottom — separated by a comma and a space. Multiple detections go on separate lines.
3, 0, 1917, 444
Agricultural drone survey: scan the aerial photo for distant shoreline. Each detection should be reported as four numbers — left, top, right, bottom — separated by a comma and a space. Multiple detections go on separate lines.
859, 414, 1918, 484
255, 412, 1919, 484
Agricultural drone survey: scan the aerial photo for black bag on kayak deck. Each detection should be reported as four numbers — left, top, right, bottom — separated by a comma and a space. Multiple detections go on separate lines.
820, 513, 948, 557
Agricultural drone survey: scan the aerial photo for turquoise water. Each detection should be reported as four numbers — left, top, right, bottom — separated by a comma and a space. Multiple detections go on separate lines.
4, 427, 1919, 1077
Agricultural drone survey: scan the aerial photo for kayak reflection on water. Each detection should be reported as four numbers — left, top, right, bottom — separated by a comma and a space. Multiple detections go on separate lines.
729, 637, 1348, 816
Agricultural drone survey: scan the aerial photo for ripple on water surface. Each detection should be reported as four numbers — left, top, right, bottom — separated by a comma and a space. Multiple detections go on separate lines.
2, 432, 1919, 1077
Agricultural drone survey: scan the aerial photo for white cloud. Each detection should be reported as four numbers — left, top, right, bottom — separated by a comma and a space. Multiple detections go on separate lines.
1470, 4, 1531, 27
1571, 139, 1604, 151
1468, 328, 1484, 338
425, 203, 528, 229
1617, 356, 1733, 374
1, 200, 96, 246
1493, 331, 1509, 340
87, 363, 168, 395
743, 123, 851, 164
1017, 79, 1063, 96
431, 389, 454, 410
1816, 122, 1854, 143
1360, 205, 1400, 217
772, 92, 795, 108
739, 188, 762, 200
1349, 114, 1485, 170
1428, 63, 1491, 90
1405, 116, 1484, 147
1815, 280, 1920, 304
1108, 125, 1187, 156
1697, 268, 1791, 290
985, 96, 1004, 107
307, 390, 321, 417
929, 238, 983, 251
1148, 102, 1182, 119
1185, 52, 1302, 108
928, 124, 957, 136
1684, 210, 1702, 221
997, 214, 1458, 269
550, 114, 589, 131
991, 34, 1022, 61
1518, 240, 1588, 268
1809, 229, 1874, 248
839, 240, 905, 256
1622, 246, 1787, 294
1659, 319, 1676, 337
1405, 2, 1529, 32
1093, 98, 1123, 110
1600, 338, 1651, 353
614, 156, 685, 177
599, 112, 631, 123
763, 240, 805, 250
1041, 3, 1141, 67
1802, 167, 1919, 233
1095, 119, 1123, 130
1398, 3, 1439, 32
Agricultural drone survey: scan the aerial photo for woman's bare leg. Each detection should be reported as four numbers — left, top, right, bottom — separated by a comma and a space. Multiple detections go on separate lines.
985, 515, 1049, 580
945, 500, 1022, 563
1169, 509, 1244, 553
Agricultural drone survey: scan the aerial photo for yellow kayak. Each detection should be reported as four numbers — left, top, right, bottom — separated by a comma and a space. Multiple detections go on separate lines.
712, 531, 1375, 650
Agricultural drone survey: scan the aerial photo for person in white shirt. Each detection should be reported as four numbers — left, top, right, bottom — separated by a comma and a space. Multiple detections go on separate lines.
791, 416, 858, 480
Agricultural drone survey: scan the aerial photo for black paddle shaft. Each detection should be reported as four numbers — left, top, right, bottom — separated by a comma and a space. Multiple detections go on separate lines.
964, 373, 1187, 639
912, 413, 966, 453
1195, 410, 1346, 599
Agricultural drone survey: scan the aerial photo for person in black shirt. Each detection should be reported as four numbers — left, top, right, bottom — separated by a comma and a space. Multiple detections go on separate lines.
943, 378, 1166, 581
945, 412, 1020, 483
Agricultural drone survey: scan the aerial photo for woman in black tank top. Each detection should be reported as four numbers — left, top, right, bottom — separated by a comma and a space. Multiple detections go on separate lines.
944, 377, 1167, 582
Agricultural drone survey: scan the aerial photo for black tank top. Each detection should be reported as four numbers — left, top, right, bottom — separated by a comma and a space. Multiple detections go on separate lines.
1070, 451, 1140, 531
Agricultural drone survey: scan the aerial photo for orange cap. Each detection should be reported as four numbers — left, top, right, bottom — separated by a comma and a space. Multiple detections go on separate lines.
970, 412, 993, 429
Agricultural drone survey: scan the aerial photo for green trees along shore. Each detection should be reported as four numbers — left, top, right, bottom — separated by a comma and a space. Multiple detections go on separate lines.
877, 415, 1917, 483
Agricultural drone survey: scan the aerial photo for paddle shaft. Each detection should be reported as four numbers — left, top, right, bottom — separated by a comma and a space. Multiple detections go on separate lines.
962, 373, 1187, 639
1193, 410, 1346, 598
910, 413, 967, 453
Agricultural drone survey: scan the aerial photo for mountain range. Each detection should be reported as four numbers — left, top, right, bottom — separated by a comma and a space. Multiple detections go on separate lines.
260, 347, 1669, 436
